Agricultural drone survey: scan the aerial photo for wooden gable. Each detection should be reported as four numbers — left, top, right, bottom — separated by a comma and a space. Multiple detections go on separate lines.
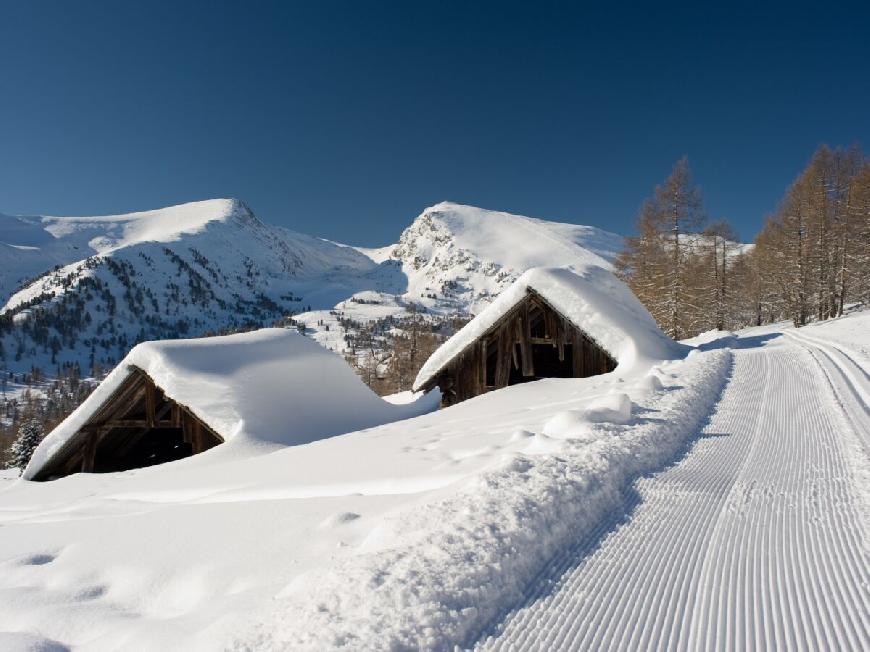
421, 290, 616, 406
32, 368, 223, 481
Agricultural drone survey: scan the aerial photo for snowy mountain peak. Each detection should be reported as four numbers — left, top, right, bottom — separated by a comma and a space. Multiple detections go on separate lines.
388, 201, 623, 311
39, 197, 253, 254
0, 199, 382, 371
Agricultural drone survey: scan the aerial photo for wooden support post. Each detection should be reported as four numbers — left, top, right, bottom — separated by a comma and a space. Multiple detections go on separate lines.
544, 309, 555, 341
192, 420, 203, 454
144, 380, 157, 428
518, 305, 534, 377
572, 332, 584, 376
493, 332, 510, 388
182, 411, 194, 449
481, 339, 488, 388
80, 431, 98, 473
493, 337, 502, 388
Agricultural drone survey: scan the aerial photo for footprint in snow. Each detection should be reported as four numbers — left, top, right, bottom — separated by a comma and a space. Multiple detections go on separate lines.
74, 584, 107, 601
510, 429, 535, 441
318, 512, 362, 529
18, 553, 57, 566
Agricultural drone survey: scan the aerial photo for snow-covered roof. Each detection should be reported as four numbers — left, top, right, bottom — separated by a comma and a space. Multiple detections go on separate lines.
25, 329, 433, 480
413, 266, 684, 391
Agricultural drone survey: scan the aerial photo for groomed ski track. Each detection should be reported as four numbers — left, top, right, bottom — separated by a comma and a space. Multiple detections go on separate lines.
477, 332, 870, 651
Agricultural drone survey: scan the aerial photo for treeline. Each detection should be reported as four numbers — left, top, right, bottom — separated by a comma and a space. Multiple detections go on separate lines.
0, 364, 98, 468
344, 308, 469, 395
616, 145, 869, 339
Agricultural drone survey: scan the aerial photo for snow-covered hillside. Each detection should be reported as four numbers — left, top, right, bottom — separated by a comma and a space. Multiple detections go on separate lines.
0, 199, 620, 375
0, 199, 396, 373
1, 308, 866, 650
0, 200, 361, 304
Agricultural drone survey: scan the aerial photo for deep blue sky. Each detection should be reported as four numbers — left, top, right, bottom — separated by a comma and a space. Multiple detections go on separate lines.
1, 1, 868, 245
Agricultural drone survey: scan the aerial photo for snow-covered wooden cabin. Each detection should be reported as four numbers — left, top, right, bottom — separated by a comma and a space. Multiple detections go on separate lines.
26, 329, 432, 481
413, 267, 680, 407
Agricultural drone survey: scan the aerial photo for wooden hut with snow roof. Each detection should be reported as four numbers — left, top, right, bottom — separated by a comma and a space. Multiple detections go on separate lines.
413, 266, 681, 407
29, 369, 224, 480
26, 329, 433, 481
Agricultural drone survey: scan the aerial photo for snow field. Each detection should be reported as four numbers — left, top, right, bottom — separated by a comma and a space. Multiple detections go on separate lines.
2, 347, 712, 651
231, 348, 731, 650
1, 312, 867, 650
478, 334, 869, 651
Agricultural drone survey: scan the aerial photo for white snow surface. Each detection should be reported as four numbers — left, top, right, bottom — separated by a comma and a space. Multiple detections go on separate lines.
1, 311, 867, 651
479, 315, 870, 651
24, 329, 434, 480
414, 266, 685, 391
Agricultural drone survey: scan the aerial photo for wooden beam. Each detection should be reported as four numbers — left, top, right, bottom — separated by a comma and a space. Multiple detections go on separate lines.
191, 419, 203, 454
144, 379, 157, 427
182, 411, 195, 448
80, 431, 98, 473
101, 419, 177, 430
92, 376, 146, 424
495, 329, 512, 388
518, 302, 534, 377
101, 400, 177, 459
479, 340, 487, 391
572, 331, 584, 376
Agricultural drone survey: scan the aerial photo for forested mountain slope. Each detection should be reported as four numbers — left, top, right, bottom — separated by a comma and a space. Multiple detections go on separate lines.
0, 199, 387, 373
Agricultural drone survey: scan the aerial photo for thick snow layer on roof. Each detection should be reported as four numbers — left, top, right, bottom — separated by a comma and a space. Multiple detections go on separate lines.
25, 329, 433, 480
413, 266, 684, 391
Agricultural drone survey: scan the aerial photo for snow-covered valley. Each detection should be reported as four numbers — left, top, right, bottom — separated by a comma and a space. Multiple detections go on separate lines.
0, 309, 867, 650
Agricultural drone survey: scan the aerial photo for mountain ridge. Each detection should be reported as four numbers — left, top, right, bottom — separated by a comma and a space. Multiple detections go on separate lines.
0, 199, 623, 374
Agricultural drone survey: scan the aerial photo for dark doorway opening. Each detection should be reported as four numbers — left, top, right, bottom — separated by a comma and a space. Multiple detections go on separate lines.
94, 427, 194, 473
532, 343, 574, 378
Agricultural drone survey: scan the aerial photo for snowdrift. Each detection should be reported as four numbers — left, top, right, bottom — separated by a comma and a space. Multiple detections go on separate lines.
414, 266, 685, 391
24, 329, 435, 480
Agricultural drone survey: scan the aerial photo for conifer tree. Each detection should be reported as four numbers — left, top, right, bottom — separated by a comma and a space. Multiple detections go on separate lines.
7, 418, 44, 473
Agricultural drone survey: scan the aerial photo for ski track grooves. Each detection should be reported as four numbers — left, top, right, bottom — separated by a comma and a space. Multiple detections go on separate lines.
784, 329, 870, 454
477, 339, 870, 651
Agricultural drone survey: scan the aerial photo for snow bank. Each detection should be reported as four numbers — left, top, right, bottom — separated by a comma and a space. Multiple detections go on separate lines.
542, 393, 634, 441
25, 329, 434, 480
237, 348, 731, 650
414, 266, 685, 390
